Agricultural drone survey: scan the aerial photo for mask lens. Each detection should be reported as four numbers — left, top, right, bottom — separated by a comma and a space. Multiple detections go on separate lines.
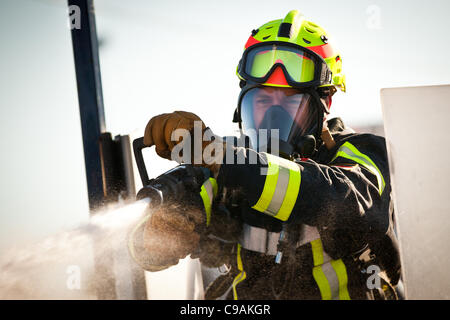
240, 87, 318, 151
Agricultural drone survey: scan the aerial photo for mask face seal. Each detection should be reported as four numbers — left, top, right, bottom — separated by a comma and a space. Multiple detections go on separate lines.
239, 86, 321, 158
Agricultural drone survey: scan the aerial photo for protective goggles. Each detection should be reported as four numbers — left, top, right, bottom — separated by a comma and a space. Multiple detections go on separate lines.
238, 42, 332, 88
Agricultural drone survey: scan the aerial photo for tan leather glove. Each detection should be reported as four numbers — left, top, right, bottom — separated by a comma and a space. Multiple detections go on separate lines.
144, 111, 223, 176
144, 111, 204, 158
128, 202, 205, 272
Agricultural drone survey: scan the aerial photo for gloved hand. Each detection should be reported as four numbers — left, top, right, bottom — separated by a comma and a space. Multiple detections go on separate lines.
129, 201, 206, 272
144, 111, 223, 176
191, 238, 234, 268
191, 210, 242, 268
129, 164, 219, 272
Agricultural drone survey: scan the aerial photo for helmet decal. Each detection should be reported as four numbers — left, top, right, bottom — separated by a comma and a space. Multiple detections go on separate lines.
307, 43, 336, 60
245, 36, 261, 49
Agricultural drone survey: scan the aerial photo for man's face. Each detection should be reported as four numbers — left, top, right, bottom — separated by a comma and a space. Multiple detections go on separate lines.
252, 86, 314, 133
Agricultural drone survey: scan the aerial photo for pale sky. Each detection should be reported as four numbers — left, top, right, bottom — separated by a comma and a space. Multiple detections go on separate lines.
1, 0, 450, 251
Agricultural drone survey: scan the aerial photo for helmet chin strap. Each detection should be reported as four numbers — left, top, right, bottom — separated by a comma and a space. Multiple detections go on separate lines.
289, 88, 336, 156
310, 89, 337, 151
321, 125, 336, 150
301, 88, 327, 153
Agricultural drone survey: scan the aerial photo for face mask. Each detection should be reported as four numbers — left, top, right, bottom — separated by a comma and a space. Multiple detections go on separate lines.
239, 87, 321, 157
258, 105, 293, 138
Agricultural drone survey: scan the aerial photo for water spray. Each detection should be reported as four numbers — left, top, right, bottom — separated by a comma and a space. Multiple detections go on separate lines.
0, 198, 151, 300
0, 136, 209, 300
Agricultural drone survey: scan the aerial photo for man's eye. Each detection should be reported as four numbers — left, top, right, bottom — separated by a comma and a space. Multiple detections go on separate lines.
256, 98, 271, 104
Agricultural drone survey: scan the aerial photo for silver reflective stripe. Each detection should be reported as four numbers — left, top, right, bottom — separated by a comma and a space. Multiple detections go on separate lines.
321, 261, 340, 300
267, 231, 281, 255
252, 153, 301, 221
240, 224, 350, 299
240, 224, 280, 256
331, 141, 385, 195
241, 224, 267, 254
265, 166, 290, 216
310, 233, 351, 300
203, 179, 214, 204
296, 224, 321, 247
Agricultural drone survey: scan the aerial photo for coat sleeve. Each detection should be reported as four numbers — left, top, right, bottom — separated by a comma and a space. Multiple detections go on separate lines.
217, 133, 395, 259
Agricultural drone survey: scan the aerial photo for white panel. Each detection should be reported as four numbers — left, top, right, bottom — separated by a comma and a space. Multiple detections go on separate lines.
381, 84, 450, 299
145, 257, 204, 300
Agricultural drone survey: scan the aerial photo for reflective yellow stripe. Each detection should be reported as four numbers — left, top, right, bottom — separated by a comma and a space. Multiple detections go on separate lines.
277, 166, 301, 221
232, 244, 246, 300
251, 153, 301, 221
199, 178, 218, 226
330, 259, 351, 300
311, 239, 332, 299
252, 161, 279, 213
310, 237, 351, 300
311, 239, 324, 266
313, 266, 332, 300
331, 141, 385, 195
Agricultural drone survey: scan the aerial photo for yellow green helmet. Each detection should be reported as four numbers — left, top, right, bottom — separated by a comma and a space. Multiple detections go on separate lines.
237, 10, 345, 92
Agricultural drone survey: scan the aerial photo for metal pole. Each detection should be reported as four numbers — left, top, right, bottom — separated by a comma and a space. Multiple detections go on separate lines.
68, 0, 105, 211
68, 0, 116, 299
67, 0, 147, 300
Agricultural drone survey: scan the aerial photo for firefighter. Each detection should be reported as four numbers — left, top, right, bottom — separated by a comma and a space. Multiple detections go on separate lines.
129, 10, 402, 300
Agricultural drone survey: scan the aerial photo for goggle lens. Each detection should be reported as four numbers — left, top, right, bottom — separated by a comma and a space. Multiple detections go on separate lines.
245, 45, 316, 83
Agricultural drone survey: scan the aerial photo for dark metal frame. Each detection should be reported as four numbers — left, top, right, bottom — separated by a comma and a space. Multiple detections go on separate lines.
67, 0, 147, 300
68, 0, 105, 211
